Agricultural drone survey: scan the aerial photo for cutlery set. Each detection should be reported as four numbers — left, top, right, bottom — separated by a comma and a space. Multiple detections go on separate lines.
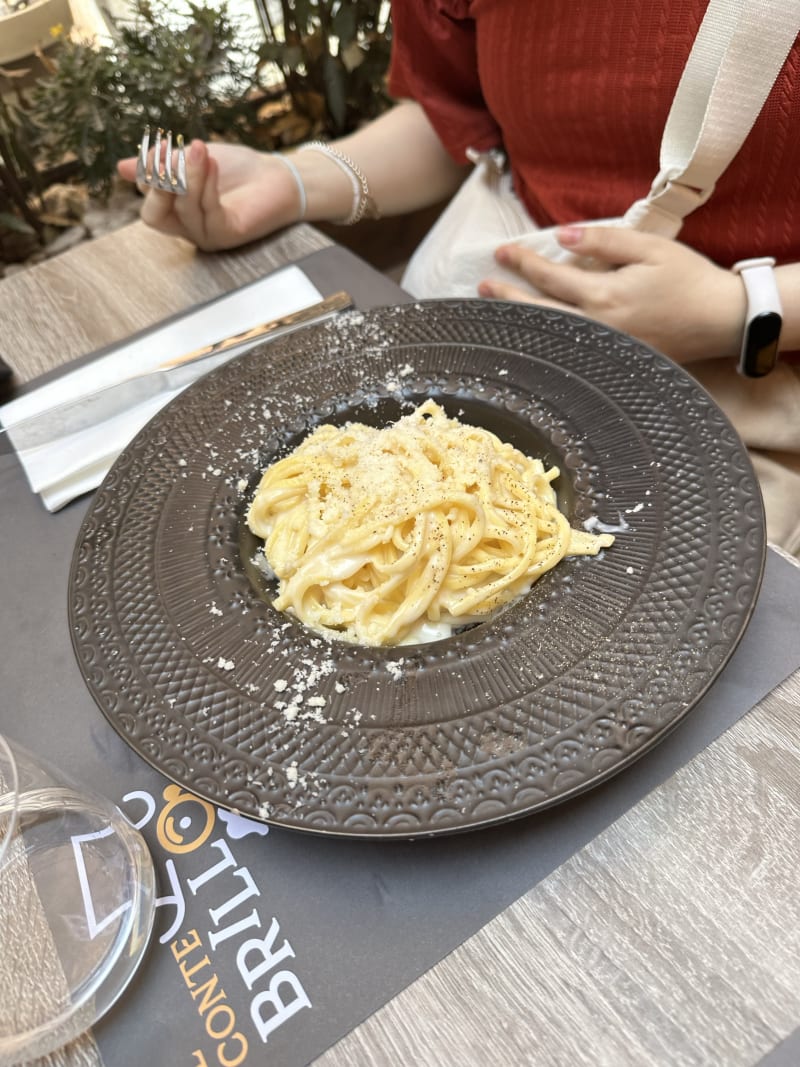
0, 291, 353, 451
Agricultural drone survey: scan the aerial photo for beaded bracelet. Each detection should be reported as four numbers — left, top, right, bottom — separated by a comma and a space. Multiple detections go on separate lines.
270, 152, 307, 220
298, 141, 379, 225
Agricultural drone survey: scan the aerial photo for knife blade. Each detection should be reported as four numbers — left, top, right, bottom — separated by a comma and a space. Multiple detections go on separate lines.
1, 290, 353, 452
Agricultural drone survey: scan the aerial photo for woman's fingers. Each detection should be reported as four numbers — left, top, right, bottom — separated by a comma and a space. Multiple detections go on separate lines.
556, 224, 660, 265
138, 186, 180, 230
196, 152, 225, 244
482, 224, 746, 362
477, 276, 574, 311
116, 157, 138, 184
483, 225, 664, 307
135, 139, 212, 245
487, 242, 606, 307
170, 139, 215, 246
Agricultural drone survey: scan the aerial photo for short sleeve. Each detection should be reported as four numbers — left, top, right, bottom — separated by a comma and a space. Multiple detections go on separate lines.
387, 0, 502, 163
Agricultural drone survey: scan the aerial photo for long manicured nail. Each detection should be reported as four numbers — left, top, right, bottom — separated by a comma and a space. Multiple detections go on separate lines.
557, 225, 584, 247
478, 281, 494, 297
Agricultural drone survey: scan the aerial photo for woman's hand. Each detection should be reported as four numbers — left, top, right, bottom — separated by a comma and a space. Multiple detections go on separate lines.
116, 102, 466, 254
478, 226, 747, 364
116, 140, 302, 251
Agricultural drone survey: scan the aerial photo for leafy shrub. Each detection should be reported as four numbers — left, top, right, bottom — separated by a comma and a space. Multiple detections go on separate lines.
0, 0, 393, 261
256, 0, 393, 139
28, 1, 263, 193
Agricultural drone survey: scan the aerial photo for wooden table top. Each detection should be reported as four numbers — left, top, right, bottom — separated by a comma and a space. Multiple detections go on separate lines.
1, 220, 799, 1067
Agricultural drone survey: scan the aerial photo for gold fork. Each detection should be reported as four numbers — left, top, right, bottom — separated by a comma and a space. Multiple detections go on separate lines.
136, 125, 188, 195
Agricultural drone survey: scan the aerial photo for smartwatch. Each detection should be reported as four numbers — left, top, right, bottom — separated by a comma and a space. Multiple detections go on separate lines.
732, 257, 783, 378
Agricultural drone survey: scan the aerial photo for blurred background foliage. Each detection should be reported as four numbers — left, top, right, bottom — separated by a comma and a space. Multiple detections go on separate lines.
0, 0, 393, 262
254, 0, 392, 141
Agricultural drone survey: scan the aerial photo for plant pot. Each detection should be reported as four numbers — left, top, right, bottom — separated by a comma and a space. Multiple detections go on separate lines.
0, 0, 74, 65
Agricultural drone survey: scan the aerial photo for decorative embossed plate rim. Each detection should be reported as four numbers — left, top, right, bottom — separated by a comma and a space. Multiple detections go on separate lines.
68, 300, 766, 839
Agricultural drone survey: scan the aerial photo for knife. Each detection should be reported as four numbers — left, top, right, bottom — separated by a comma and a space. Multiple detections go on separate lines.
1, 290, 353, 451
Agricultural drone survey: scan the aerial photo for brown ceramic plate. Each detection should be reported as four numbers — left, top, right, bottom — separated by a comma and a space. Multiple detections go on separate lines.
69, 300, 766, 838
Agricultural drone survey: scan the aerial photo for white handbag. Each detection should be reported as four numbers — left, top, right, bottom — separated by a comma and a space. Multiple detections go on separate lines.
401, 0, 800, 300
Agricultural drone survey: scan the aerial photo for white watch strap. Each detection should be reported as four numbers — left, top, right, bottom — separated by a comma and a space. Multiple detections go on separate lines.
622, 0, 800, 237
734, 257, 782, 315
733, 257, 783, 377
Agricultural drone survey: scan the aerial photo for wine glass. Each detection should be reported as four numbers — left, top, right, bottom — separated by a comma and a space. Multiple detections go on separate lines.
0, 733, 156, 1064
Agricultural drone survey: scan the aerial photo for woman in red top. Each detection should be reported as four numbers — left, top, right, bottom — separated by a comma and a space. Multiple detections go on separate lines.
117, 1, 800, 363
118, 1, 800, 547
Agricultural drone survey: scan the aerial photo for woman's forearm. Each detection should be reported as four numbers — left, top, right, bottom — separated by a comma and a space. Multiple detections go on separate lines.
290, 99, 468, 222
775, 263, 800, 353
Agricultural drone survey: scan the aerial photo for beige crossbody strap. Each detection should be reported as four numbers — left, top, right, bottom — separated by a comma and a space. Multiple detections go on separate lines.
623, 0, 800, 237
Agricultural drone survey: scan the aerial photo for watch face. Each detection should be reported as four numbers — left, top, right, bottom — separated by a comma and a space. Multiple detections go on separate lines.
741, 311, 782, 377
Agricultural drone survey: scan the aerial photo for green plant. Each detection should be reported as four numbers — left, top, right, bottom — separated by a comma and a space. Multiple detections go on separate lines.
255, 0, 393, 139
28, 0, 263, 193
0, 71, 47, 258
0, 0, 394, 264
0, 81, 42, 240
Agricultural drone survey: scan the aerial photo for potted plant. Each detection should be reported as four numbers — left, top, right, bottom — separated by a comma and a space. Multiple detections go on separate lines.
0, 0, 74, 66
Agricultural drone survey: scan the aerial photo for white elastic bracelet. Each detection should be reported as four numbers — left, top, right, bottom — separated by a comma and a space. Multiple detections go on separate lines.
732, 257, 783, 378
271, 153, 307, 220
298, 141, 378, 225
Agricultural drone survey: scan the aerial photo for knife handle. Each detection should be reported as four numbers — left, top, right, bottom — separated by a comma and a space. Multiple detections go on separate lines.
158, 290, 354, 370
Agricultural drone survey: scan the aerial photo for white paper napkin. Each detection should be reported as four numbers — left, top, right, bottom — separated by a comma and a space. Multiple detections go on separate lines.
0, 265, 322, 512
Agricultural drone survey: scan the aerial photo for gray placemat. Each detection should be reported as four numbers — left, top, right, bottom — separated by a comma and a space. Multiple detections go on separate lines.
2, 247, 799, 1066
2, 443, 799, 1067
758, 1027, 800, 1066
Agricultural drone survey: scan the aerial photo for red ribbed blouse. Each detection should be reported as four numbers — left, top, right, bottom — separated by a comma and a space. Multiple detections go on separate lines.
388, 0, 800, 268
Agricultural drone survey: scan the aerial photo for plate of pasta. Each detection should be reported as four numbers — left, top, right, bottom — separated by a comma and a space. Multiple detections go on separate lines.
69, 299, 766, 838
